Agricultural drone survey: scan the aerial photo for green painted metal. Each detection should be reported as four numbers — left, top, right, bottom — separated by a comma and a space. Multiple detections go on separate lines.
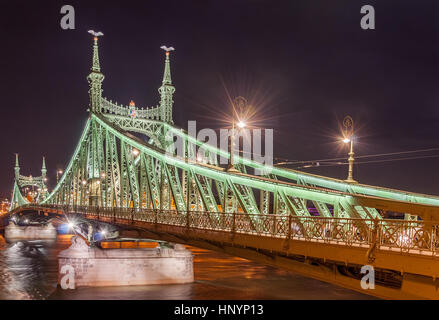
10, 180, 30, 209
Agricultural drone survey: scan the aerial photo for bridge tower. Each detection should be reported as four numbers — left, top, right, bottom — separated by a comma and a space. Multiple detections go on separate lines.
87, 35, 105, 114
158, 51, 175, 124
14, 153, 20, 180
87, 34, 105, 206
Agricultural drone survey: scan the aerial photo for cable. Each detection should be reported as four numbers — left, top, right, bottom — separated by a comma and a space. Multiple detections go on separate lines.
275, 147, 439, 165
284, 154, 439, 169
355, 154, 439, 164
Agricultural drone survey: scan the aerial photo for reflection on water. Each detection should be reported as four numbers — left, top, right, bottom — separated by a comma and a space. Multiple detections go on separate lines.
0, 235, 375, 300
0, 236, 66, 300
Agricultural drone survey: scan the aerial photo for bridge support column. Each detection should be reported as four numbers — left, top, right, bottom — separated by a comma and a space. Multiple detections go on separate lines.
58, 236, 193, 288
88, 178, 102, 207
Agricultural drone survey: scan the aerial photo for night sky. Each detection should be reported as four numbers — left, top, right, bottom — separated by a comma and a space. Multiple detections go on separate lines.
1, 0, 438, 198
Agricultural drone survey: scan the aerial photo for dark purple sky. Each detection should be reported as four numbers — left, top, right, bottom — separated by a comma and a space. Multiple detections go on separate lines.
1, 0, 438, 198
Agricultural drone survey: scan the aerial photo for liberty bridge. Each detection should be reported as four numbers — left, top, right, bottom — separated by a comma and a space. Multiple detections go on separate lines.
7, 33, 439, 300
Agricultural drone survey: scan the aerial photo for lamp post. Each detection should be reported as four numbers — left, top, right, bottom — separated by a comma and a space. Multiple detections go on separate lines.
343, 116, 357, 183
227, 97, 247, 172
227, 120, 239, 172
56, 170, 63, 183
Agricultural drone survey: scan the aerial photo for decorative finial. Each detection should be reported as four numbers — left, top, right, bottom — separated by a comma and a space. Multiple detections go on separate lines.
129, 100, 135, 107
88, 30, 104, 38
15, 153, 19, 167
343, 115, 354, 137
160, 45, 175, 54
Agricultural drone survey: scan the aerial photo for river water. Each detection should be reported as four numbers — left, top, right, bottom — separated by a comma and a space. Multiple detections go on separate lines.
0, 235, 374, 300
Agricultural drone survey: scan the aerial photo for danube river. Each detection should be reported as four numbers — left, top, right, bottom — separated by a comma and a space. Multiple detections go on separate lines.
0, 235, 374, 300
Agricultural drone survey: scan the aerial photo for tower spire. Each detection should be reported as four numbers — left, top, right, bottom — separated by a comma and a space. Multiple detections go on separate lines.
14, 154, 20, 180
41, 156, 47, 178
162, 51, 172, 85
92, 36, 101, 72
87, 30, 105, 114
159, 46, 175, 123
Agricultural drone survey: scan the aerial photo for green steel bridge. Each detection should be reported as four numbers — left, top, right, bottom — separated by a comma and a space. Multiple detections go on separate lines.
8, 35, 439, 299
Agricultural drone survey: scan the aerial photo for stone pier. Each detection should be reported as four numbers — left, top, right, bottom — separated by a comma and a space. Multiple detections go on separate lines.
5, 222, 57, 241
58, 236, 194, 288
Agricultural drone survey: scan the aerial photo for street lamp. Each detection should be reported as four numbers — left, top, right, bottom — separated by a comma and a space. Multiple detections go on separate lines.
343, 115, 357, 183
227, 97, 248, 172
56, 170, 63, 183
237, 121, 246, 129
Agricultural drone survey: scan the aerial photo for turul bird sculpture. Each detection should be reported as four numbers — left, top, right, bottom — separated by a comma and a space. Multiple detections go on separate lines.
88, 30, 104, 37
160, 45, 175, 52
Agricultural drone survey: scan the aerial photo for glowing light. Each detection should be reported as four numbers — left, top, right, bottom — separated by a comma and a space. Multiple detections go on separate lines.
399, 234, 410, 247
197, 156, 203, 162
82, 180, 87, 185
58, 170, 63, 174
101, 230, 107, 236
343, 138, 350, 144
132, 149, 140, 156
101, 173, 106, 178
237, 121, 246, 129
68, 222, 75, 229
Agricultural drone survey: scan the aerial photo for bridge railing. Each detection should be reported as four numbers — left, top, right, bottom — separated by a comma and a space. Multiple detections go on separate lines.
14, 204, 439, 256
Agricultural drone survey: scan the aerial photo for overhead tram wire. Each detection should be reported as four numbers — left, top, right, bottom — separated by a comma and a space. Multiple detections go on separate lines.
274, 147, 439, 166
278, 154, 439, 169
354, 154, 439, 165
215, 146, 439, 169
